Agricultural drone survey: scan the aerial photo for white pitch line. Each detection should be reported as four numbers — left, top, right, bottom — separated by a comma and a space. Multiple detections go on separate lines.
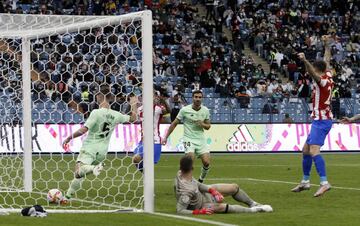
243, 178, 360, 191
3, 178, 359, 192
155, 178, 360, 191
157, 163, 360, 168
0, 188, 136, 210
152, 212, 237, 226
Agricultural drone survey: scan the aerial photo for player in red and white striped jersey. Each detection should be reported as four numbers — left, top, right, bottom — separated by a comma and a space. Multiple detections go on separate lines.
310, 71, 334, 120
292, 35, 334, 197
132, 92, 170, 172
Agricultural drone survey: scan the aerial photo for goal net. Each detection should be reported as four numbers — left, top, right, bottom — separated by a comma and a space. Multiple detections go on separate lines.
0, 11, 154, 213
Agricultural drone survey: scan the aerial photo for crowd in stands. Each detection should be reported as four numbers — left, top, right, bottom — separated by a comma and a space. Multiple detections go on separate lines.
222, 0, 359, 99
0, 0, 359, 123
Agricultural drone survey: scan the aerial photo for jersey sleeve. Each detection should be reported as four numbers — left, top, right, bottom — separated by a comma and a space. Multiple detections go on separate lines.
84, 111, 97, 130
176, 194, 193, 214
319, 72, 332, 87
176, 107, 184, 122
319, 78, 329, 87
115, 112, 130, 124
197, 182, 210, 193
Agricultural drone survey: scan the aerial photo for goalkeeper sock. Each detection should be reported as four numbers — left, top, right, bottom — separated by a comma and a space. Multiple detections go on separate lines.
228, 204, 254, 213
199, 165, 210, 181
313, 155, 327, 183
302, 154, 312, 181
78, 164, 95, 177
232, 187, 255, 207
66, 177, 84, 199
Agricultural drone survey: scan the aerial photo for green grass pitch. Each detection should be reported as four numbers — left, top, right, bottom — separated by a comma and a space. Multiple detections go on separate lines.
1, 153, 360, 226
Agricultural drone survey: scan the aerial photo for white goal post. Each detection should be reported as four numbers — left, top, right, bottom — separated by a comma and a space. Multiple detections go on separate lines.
0, 11, 153, 213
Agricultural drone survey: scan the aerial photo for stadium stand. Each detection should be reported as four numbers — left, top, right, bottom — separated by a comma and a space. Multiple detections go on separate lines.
0, 0, 359, 124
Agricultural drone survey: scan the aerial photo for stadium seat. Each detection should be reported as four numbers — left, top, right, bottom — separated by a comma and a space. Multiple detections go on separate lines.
153, 76, 163, 84
219, 107, 231, 114
45, 101, 55, 110
51, 112, 62, 123
253, 114, 263, 122
40, 112, 50, 123
212, 113, 222, 122
183, 92, 192, 98
19, 4, 31, 13
32, 112, 40, 122
125, 86, 133, 93
63, 112, 73, 123
233, 108, 247, 115
128, 60, 138, 68
73, 114, 84, 123
56, 102, 67, 111
233, 114, 246, 123
35, 102, 45, 110
246, 114, 255, 122
262, 114, 270, 122
207, 100, 215, 108
221, 113, 231, 123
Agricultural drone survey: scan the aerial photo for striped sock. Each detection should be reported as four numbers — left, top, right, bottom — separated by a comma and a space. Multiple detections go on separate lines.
199, 165, 210, 181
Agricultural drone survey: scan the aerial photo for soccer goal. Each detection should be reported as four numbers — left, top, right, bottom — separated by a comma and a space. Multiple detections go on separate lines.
0, 11, 154, 213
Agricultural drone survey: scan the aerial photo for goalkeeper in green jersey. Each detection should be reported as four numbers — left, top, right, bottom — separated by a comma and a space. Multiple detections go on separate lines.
162, 90, 211, 183
61, 85, 137, 204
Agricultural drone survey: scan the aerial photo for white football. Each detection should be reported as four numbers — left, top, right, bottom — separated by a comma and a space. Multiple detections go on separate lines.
47, 189, 63, 204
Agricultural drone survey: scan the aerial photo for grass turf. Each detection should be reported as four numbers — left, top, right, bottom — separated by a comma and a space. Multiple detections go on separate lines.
1, 153, 360, 226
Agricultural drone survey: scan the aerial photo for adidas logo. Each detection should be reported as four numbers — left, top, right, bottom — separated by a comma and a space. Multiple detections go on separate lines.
227, 125, 257, 152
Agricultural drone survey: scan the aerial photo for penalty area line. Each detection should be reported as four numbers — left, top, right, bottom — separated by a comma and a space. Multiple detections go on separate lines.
155, 178, 360, 191
243, 178, 360, 191
151, 212, 237, 226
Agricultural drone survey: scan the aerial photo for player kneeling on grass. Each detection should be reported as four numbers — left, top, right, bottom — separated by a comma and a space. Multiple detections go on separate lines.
174, 155, 273, 215
61, 85, 137, 204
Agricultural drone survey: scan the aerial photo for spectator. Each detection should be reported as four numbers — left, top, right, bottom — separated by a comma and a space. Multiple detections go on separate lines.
235, 86, 250, 108
283, 113, 294, 123
191, 81, 201, 92
170, 93, 185, 122
267, 79, 279, 94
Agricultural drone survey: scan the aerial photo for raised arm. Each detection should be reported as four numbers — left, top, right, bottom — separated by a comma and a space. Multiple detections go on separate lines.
128, 95, 138, 122
159, 97, 171, 115
298, 53, 321, 83
322, 35, 332, 69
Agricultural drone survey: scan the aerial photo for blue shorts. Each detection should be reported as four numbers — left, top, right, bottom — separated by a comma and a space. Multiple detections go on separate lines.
133, 142, 162, 164
306, 120, 332, 146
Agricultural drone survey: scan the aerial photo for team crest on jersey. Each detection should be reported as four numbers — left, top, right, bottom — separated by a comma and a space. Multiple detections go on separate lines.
181, 195, 190, 204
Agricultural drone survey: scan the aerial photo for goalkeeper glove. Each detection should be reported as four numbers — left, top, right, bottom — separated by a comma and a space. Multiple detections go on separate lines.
208, 188, 224, 203
192, 207, 214, 215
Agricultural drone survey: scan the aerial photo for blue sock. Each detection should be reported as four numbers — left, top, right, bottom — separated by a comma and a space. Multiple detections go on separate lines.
313, 155, 327, 182
137, 161, 143, 173
302, 154, 312, 181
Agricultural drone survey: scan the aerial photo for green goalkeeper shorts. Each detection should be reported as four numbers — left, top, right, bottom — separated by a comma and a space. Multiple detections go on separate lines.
76, 149, 106, 165
183, 141, 209, 158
